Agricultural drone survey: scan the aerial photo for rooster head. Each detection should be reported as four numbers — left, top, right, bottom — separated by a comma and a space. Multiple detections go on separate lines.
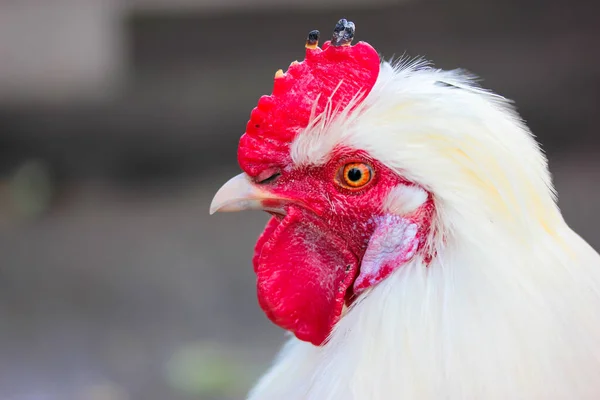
211, 19, 436, 346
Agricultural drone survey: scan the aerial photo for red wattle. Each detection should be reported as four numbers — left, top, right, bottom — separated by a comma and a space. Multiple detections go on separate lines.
254, 207, 358, 345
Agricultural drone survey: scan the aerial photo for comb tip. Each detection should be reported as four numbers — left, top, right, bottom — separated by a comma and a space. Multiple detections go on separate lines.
305, 29, 320, 49
331, 18, 355, 47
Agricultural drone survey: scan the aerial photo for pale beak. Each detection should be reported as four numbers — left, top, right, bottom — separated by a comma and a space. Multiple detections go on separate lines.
210, 173, 287, 215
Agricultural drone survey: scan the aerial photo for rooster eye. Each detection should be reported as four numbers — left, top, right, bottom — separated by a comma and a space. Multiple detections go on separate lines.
256, 169, 281, 184
337, 162, 373, 189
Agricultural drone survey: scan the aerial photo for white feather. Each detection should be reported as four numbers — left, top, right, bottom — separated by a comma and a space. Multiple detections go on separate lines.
249, 61, 600, 399
383, 184, 428, 215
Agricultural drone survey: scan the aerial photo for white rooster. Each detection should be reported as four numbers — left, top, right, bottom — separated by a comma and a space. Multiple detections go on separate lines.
210, 19, 600, 399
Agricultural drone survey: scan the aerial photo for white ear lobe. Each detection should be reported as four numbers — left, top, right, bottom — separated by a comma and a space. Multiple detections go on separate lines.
383, 184, 428, 216
353, 215, 420, 294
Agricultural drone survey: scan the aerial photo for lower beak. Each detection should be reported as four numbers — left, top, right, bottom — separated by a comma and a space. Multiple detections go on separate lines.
210, 173, 287, 215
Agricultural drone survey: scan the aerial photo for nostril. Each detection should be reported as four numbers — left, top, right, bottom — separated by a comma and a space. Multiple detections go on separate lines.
256, 170, 281, 185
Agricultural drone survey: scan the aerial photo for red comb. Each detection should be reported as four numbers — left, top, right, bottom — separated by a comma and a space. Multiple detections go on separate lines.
238, 19, 381, 176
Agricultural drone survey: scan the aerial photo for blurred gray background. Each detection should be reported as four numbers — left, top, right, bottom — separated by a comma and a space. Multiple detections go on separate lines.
0, 0, 599, 399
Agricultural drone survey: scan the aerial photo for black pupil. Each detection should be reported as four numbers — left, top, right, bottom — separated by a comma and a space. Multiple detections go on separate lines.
347, 167, 362, 182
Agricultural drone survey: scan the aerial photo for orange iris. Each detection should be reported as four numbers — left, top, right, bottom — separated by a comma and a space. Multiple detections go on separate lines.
337, 162, 373, 189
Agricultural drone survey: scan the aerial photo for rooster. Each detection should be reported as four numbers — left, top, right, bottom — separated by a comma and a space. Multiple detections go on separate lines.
210, 19, 600, 399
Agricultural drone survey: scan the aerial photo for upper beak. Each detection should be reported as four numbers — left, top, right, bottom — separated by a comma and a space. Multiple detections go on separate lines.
210, 173, 287, 215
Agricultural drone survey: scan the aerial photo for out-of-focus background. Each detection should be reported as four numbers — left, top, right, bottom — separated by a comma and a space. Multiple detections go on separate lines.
0, 0, 598, 399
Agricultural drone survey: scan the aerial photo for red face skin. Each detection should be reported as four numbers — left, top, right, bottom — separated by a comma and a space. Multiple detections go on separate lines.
243, 147, 433, 345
